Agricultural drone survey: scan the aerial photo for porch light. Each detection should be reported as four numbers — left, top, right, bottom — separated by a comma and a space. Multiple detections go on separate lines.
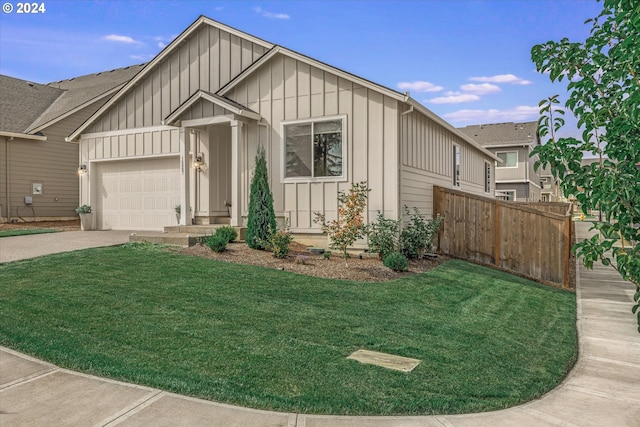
193, 154, 207, 172
78, 164, 87, 175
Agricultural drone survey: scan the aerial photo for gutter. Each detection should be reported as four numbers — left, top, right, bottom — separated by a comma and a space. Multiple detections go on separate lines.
0, 131, 47, 141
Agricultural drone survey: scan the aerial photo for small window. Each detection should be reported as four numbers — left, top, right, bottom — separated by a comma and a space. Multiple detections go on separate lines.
503, 190, 516, 201
283, 117, 345, 179
497, 151, 518, 168
453, 145, 461, 187
484, 162, 491, 193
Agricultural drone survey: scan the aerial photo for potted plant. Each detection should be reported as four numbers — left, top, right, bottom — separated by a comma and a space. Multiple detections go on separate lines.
75, 205, 94, 231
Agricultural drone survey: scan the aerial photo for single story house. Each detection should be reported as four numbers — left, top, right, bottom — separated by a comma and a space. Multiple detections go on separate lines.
67, 16, 499, 239
0, 66, 143, 222
459, 121, 542, 202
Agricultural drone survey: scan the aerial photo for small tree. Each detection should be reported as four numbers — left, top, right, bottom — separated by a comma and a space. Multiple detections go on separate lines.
246, 146, 276, 250
314, 181, 370, 264
531, 0, 639, 331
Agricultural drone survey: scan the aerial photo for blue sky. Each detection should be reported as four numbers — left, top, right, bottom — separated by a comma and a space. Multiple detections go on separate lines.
0, 0, 602, 135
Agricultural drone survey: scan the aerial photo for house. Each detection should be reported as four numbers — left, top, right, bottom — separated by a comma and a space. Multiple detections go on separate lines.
459, 121, 542, 202
0, 66, 144, 223
66, 16, 499, 240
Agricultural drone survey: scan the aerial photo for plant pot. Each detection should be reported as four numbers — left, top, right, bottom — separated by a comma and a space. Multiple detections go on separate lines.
79, 213, 94, 231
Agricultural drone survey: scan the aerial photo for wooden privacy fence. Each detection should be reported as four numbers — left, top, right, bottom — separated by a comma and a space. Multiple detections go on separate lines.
433, 186, 573, 289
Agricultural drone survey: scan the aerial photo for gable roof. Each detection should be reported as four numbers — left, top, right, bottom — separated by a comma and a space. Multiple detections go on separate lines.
458, 121, 539, 148
68, 16, 274, 141
218, 45, 408, 102
0, 75, 64, 133
164, 90, 261, 125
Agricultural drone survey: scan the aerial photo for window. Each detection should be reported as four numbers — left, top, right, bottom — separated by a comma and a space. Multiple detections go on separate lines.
503, 190, 516, 201
283, 117, 345, 179
497, 151, 518, 168
453, 145, 460, 187
484, 162, 491, 192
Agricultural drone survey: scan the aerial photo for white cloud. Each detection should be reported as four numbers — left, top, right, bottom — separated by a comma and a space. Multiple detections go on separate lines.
103, 34, 140, 44
443, 105, 539, 123
427, 92, 480, 104
470, 74, 532, 85
158, 42, 166, 48
460, 83, 501, 95
130, 54, 155, 61
254, 6, 290, 20
397, 80, 443, 93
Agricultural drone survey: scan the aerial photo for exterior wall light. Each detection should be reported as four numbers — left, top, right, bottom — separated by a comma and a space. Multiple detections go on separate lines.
78, 164, 87, 175
193, 154, 207, 172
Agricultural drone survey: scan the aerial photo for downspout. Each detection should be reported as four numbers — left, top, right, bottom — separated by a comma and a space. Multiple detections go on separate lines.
5, 137, 11, 222
398, 105, 413, 221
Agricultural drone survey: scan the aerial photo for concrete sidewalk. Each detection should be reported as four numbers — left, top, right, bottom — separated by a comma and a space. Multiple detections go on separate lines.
1, 223, 639, 426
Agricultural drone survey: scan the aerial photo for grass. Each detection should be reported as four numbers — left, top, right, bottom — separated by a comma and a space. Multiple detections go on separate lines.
0, 228, 59, 238
0, 245, 577, 415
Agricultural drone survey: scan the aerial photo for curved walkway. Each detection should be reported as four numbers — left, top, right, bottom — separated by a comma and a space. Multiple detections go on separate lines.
1, 223, 638, 426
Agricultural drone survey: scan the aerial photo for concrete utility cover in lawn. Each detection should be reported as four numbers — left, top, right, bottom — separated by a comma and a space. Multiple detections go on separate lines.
347, 350, 421, 372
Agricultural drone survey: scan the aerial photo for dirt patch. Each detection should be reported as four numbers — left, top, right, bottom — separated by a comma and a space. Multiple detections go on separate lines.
0, 220, 80, 232
180, 242, 448, 283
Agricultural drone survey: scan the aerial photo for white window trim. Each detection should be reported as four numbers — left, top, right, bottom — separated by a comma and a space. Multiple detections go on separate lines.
496, 150, 518, 168
453, 143, 461, 187
280, 115, 348, 183
484, 160, 491, 193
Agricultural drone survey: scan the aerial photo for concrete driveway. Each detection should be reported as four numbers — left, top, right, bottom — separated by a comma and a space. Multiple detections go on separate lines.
0, 230, 132, 263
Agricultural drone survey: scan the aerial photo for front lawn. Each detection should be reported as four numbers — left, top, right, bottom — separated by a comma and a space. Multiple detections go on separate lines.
0, 246, 577, 415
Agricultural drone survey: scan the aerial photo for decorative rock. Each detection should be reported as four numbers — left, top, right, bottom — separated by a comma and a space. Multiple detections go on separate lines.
307, 247, 325, 255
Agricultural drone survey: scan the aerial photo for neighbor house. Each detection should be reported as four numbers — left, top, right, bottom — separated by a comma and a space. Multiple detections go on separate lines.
0, 66, 143, 222
66, 16, 499, 240
459, 121, 542, 202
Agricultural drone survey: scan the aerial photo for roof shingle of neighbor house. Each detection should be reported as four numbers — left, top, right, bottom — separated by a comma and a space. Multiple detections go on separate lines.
0, 64, 146, 134
458, 121, 539, 147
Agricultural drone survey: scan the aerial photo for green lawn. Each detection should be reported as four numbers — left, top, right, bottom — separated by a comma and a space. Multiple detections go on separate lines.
0, 228, 58, 238
0, 245, 577, 415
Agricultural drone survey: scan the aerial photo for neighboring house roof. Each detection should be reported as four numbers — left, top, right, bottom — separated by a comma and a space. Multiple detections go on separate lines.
458, 121, 539, 148
0, 65, 144, 137
0, 75, 64, 133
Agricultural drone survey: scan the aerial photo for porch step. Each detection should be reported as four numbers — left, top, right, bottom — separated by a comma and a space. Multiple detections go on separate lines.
163, 224, 247, 241
194, 216, 231, 225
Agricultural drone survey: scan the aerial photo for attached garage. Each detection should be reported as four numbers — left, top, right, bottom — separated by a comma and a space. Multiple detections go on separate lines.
94, 157, 180, 230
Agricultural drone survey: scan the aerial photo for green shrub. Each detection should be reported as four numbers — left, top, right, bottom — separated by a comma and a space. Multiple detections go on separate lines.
246, 146, 276, 250
383, 251, 408, 272
206, 234, 228, 252
215, 226, 238, 243
367, 211, 401, 259
262, 220, 294, 258
400, 207, 444, 259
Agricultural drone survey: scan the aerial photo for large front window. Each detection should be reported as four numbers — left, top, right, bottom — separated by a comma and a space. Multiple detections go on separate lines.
284, 118, 344, 179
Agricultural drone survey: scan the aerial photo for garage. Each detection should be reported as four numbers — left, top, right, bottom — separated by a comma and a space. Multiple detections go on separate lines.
95, 157, 180, 230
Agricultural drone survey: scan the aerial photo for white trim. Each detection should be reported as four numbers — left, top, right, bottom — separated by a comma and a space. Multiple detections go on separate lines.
181, 116, 236, 128
164, 91, 260, 125
280, 114, 348, 183
496, 150, 518, 168
75, 125, 177, 141
0, 131, 47, 141
87, 153, 179, 164
481, 142, 535, 149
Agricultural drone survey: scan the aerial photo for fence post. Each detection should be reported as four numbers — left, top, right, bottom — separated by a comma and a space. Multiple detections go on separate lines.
563, 215, 571, 289
494, 200, 500, 266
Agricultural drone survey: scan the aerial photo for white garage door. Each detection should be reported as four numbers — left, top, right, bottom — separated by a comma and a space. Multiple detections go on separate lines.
95, 157, 180, 231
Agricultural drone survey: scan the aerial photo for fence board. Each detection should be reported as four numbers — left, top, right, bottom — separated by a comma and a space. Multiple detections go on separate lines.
433, 186, 573, 289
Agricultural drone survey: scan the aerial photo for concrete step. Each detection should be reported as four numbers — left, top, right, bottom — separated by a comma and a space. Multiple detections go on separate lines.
161, 225, 247, 242
194, 216, 231, 225
129, 232, 205, 246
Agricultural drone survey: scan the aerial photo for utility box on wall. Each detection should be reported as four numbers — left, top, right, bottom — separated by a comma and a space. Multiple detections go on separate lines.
24, 196, 33, 205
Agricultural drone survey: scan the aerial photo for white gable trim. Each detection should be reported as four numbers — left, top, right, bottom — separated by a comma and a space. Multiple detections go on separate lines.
163, 91, 260, 126
68, 16, 274, 142
0, 131, 47, 141
406, 98, 501, 163
218, 46, 408, 102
